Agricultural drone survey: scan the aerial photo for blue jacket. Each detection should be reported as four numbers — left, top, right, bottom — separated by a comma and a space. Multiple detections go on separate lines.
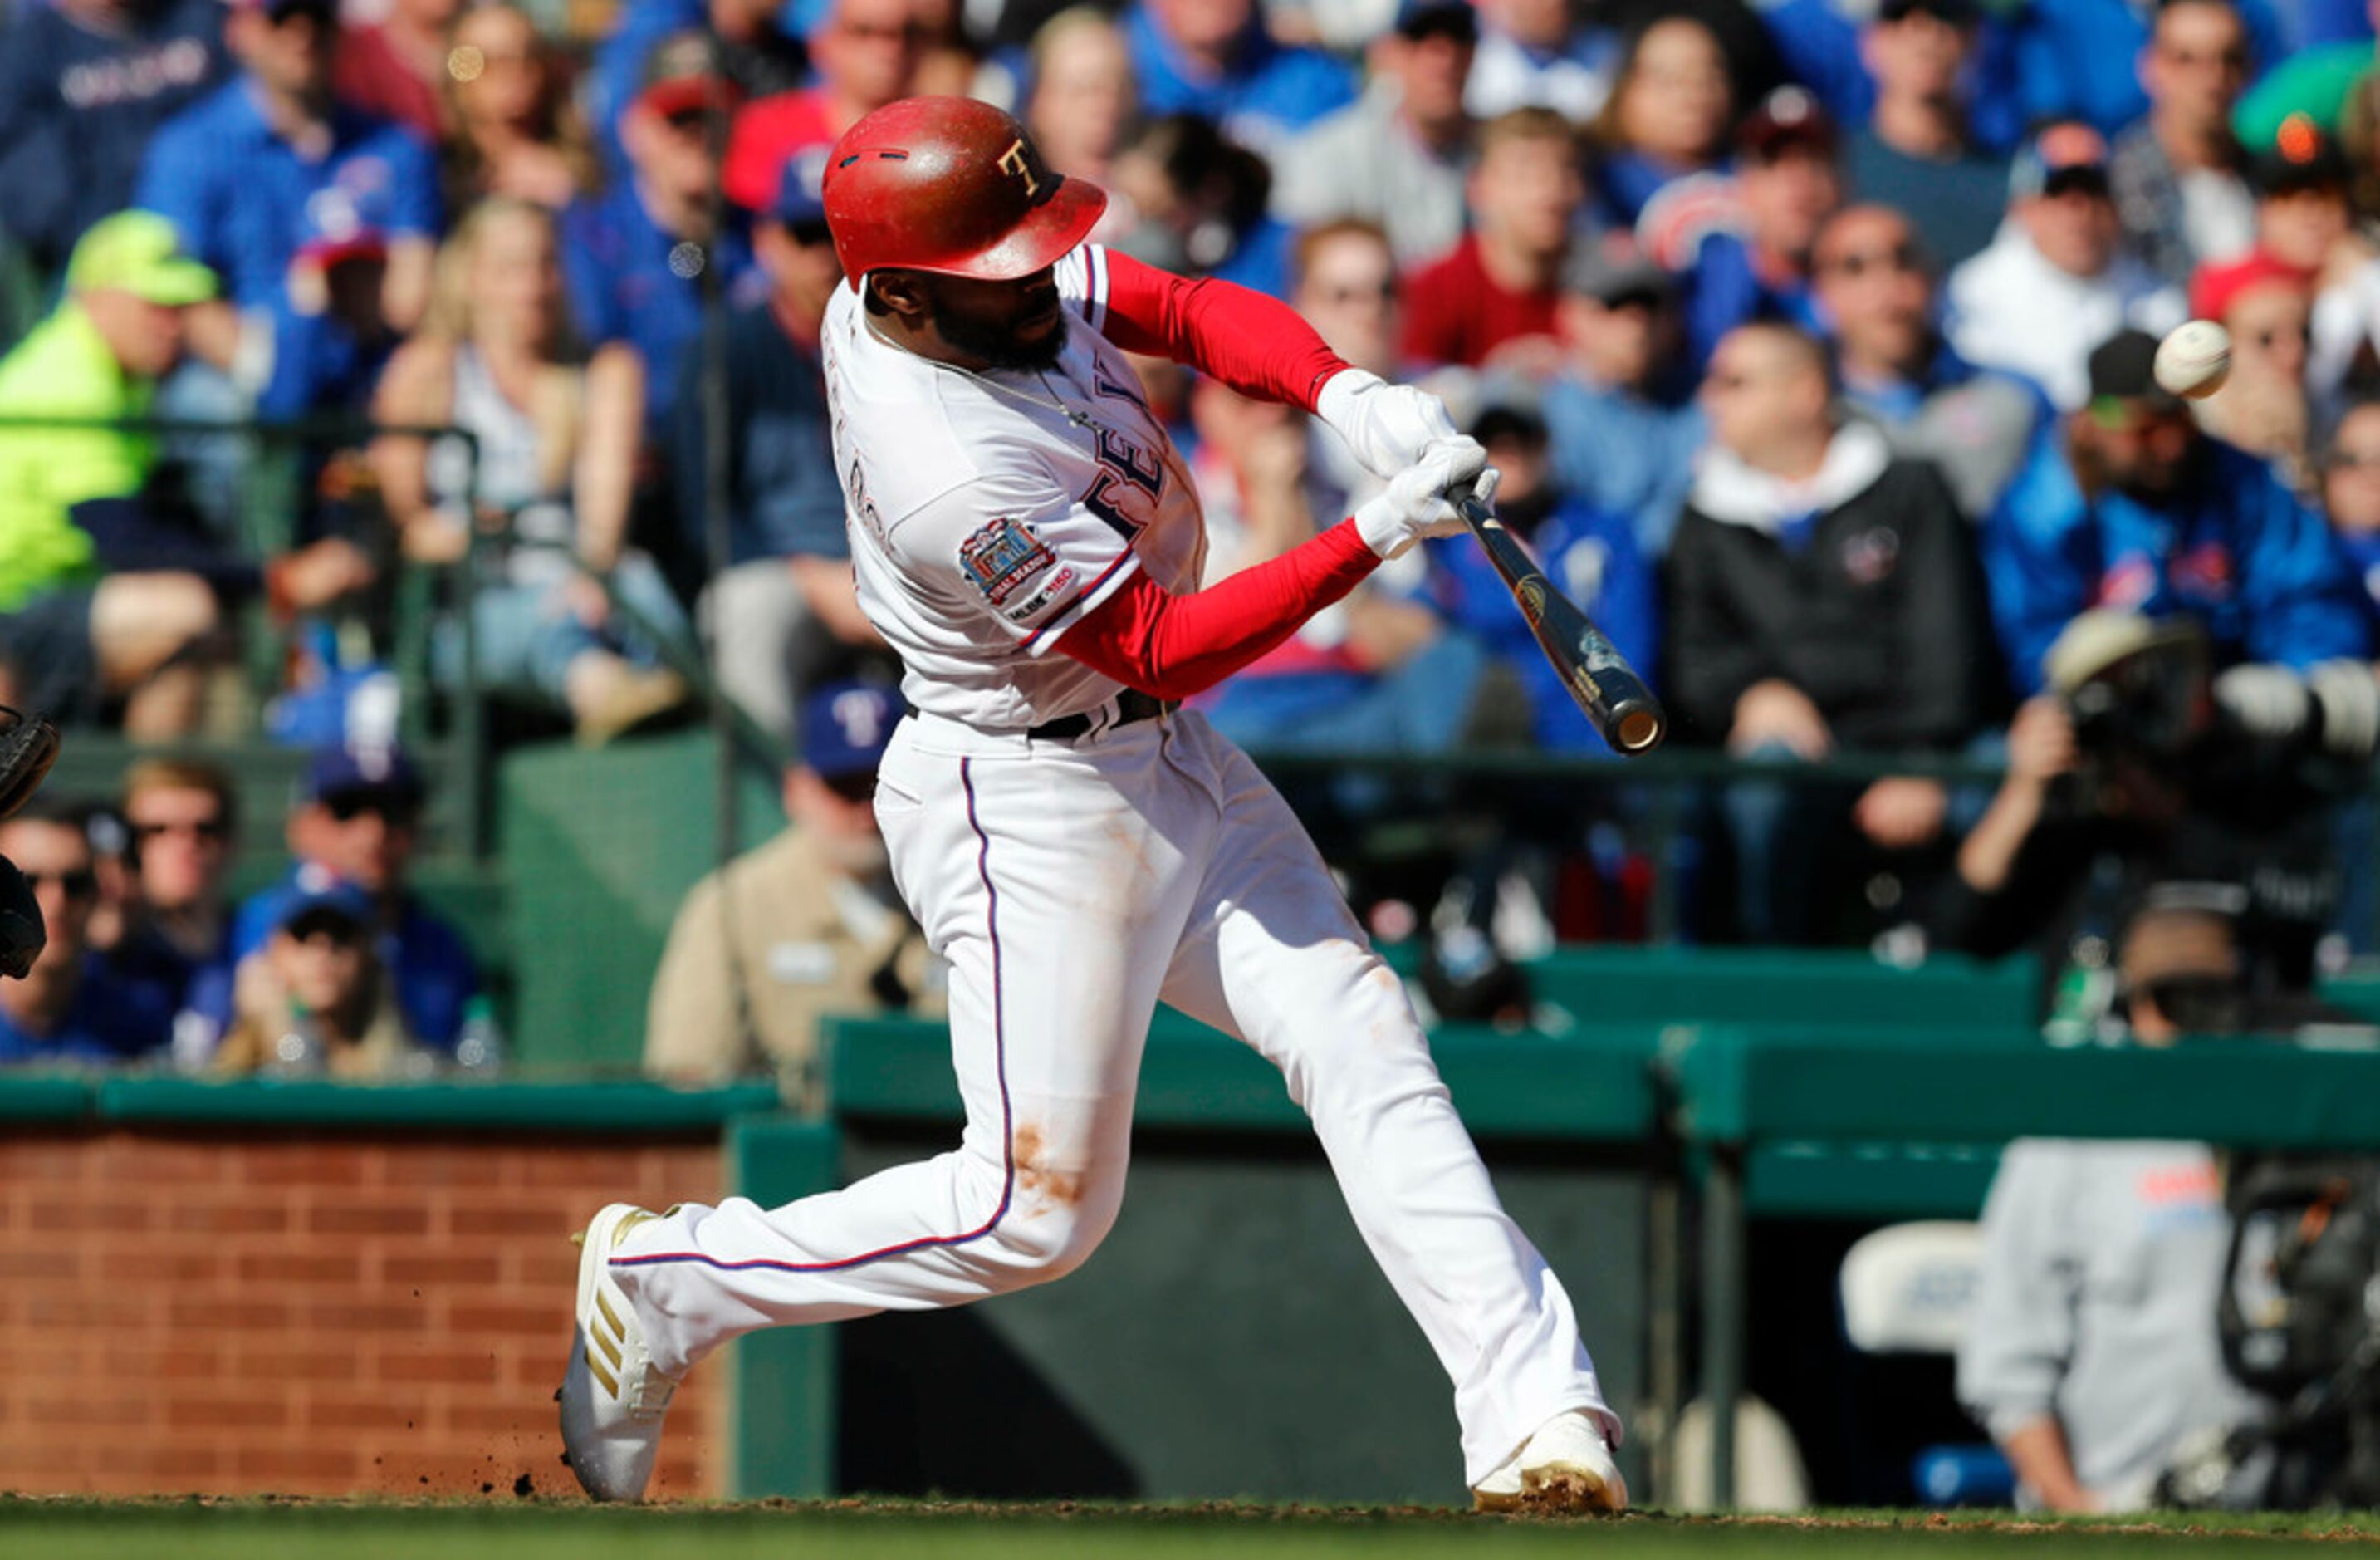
0, 0, 229, 271
1122, 4, 1354, 151
135, 81, 439, 312
1422, 497, 1658, 753
1986, 431, 2370, 695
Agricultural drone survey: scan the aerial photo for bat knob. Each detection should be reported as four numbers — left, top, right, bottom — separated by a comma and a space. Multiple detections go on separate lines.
1613, 704, 1666, 755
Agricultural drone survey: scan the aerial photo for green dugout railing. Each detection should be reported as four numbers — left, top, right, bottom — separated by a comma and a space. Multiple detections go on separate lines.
1669, 1026, 2380, 1507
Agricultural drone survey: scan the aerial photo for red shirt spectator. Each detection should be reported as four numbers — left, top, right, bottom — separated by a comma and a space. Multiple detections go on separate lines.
1396, 107, 1580, 369
331, 0, 457, 140
1400, 233, 1561, 368
722, 0, 923, 211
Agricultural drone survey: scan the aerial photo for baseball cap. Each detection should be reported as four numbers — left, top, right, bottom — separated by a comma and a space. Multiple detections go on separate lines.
296, 196, 389, 272
2084, 327, 2182, 411
639, 31, 740, 120
2010, 121, 2112, 200
1876, 0, 1978, 24
1394, 0, 1479, 43
305, 741, 426, 810
799, 683, 901, 779
66, 213, 217, 307
1562, 239, 1674, 307
2188, 249, 2313, 323
2250, 113, 2349, 198
272, 881, 376, 939
770, 146, 831, 232
2043, 610, 2205, 698
223, 0, 335, 20
1736, 86, 1837, 162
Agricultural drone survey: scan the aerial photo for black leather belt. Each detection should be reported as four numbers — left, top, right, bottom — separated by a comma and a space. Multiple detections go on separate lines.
1026, 689, 1171, 742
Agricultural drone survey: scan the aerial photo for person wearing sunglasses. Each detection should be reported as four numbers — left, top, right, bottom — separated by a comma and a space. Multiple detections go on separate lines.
1813, 204, 2052, 521
1671, 321, 1994, 944
2187, 249, 2317, 483
645, 681, 939, 1086
1960, 900, 2261, 1513
105, 758, 240, 1067
0, 797, 170, 1066
228, 741, 479, 1058
212, 884, 426, 1078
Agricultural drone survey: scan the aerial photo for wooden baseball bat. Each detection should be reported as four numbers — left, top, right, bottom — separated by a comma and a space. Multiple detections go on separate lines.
1456, 493, 1667, 755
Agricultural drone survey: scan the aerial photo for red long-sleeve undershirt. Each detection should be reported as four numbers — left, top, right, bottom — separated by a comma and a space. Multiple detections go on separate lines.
1057, 521, 1381, 700
1053, 251, 1374, 698
1096, 248, 1349, 413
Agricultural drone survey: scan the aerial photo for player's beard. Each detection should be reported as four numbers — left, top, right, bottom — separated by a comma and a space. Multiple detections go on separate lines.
935, 300, 1067, 374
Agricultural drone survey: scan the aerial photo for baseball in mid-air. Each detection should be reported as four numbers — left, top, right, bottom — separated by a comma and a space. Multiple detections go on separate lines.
2154, 320, 2232, 400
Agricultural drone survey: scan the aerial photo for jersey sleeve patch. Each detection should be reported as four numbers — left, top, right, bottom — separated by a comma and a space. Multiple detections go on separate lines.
958, 517, 1075, 624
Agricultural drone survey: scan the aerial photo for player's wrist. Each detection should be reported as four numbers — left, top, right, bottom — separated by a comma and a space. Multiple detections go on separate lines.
1315, 367, 1383, 432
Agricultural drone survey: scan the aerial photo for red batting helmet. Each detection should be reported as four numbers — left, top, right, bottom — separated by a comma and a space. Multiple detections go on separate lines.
822, 96, 1108, 292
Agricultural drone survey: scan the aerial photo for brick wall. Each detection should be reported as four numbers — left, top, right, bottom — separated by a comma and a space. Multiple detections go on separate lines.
0, 1130, 729, 1498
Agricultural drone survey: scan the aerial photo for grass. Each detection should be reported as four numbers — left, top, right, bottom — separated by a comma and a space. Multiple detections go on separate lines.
6, 1499, 2380, 1559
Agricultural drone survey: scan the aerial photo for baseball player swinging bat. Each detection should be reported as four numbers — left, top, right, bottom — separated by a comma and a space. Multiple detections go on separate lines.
1454, 494, 1666, 755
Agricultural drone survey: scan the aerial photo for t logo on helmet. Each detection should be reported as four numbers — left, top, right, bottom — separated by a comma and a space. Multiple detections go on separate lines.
997, 139, 1042, 199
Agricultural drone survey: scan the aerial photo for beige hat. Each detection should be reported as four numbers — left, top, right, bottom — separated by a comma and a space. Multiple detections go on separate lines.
2042, 610, 2206, 697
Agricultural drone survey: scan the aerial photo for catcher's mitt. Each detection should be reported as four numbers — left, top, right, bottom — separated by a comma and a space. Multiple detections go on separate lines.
0, 706, 59, 823
0, 858, 40, 980
0, 707, 61, 979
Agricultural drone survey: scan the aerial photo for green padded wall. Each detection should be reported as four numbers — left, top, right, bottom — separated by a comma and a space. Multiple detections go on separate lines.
502, 733, 783, 1071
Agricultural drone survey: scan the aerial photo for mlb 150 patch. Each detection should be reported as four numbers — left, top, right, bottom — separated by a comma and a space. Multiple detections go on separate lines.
958, 517, 1058, 608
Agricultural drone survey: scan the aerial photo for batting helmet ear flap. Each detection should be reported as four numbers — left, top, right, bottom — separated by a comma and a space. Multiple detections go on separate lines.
824, 96, 1108, 292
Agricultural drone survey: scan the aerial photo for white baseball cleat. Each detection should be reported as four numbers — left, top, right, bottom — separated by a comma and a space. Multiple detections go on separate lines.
1471, 1410, 1630, 1514
559, 1203, 678, 1502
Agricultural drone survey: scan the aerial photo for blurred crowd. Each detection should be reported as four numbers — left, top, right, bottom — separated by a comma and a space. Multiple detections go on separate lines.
17, 0, 2380, 1513
12, 0, 2380, 1003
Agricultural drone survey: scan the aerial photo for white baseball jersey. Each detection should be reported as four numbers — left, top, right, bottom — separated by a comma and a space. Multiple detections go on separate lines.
602, 242, 1623, 1499
824, 243, 1207, 731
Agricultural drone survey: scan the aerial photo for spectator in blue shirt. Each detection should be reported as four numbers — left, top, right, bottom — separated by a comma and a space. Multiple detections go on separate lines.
0, 800, 171, 1066
133, 0, 439, 391
672, 154, 883, 742
0, 0, 230, 278
1122, 0, 1355, 155
588, 0, 803, 181
105, 757, 240, 1068
230, 743, 477, 1054
1543, 244, 1705, 560
561, 32, 757, 437
1760, 0, 2029, 157
1836, 0, 2015, 271
1423, 397, 1657, 753
257, 210, 400, 421
1986, 328, 2370, 698
1674, 86, 1841, 375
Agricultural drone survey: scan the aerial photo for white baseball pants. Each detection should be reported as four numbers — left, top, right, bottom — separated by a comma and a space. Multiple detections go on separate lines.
610, 708, 1619, 1484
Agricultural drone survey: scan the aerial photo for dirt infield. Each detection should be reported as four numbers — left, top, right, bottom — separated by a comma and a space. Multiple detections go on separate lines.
7, 1495, 2380, 1558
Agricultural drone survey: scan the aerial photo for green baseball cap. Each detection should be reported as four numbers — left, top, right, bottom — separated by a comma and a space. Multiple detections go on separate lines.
66, 213, 218, 307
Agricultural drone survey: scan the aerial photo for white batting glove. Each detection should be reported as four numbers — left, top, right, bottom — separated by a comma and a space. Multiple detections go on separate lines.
1353, 437, 1496, 561
1316, 368, 1459, 480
